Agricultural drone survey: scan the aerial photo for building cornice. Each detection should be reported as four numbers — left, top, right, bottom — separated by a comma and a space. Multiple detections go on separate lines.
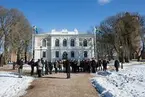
34, 33, 94, 37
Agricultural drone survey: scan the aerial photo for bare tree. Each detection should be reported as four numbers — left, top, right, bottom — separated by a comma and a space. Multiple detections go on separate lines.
9, 9, 32, 63
0, 7, 32, 65
96, 12, 145, 63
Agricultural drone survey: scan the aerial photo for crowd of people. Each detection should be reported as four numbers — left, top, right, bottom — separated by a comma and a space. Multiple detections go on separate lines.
16, 58, 120, 78
28, 58, 110, 78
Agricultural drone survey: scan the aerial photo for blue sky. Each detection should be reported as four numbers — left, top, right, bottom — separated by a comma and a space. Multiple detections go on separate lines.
0, 0, 145, 33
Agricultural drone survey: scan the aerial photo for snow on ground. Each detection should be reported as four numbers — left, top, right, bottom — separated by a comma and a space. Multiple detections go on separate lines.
91, 62, 145, 97
0, 72, 34, 97
107, 60, 143, 67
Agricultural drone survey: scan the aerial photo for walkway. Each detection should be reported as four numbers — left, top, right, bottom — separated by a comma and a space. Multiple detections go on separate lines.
23, 73, 99, 97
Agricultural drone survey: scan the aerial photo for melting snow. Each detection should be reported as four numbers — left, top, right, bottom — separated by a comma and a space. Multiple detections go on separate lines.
91, 62, 145, 97
0, 72, 34, 97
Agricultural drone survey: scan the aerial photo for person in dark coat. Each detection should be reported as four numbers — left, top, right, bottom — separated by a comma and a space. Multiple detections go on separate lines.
114, 60, 120, 72
45, 60, 49, 75
74, 60, 78, 73
87, 60, 91, 73
54, 61, 58, 73
17, 58, 24, 78
86, 60, 90, 73
65, 59, 71, 78
102, 59, 107, 71
80, 60, 84, 72
98, 59, 102, 71
13, 61, 16, 70
83, 60, 87, 72
91, 59, 96, 73
48, 61, 53, 74
37, 59, 42, 77
30, 59, 35, 76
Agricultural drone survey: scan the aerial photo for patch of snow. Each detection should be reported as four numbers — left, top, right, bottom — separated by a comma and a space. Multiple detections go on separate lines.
108, 60, 143, 66
91, 63, 145, 97
0, 72, 34, 97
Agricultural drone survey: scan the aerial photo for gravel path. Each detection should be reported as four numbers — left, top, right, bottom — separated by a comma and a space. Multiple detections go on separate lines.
23, 73, 99, 97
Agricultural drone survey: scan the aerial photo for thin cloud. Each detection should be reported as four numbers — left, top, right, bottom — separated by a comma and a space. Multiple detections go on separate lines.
98, 0, 111, 5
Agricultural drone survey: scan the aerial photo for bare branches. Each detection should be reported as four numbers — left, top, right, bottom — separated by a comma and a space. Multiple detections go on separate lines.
96, 12, 145, 61
0, 6, 32, 65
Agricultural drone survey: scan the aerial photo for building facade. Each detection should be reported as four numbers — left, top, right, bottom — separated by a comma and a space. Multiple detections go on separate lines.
34, 29, 95, 62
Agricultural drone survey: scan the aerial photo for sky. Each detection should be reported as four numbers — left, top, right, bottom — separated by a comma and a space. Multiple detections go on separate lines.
0, 0, 145, 33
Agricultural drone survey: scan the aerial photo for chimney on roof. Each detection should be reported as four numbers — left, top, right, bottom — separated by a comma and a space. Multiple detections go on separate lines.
62, 29, 68, 32
51, 29, 56, 32
74, 28, 78, 34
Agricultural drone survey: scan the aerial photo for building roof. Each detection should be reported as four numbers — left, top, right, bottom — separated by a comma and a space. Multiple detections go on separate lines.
35, 29, 94, 37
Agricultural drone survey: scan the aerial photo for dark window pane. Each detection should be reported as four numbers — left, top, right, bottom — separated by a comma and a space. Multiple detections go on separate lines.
63, 39, 67, 46
43, 51, 46, 58
55, 39, 59, 47
84, 51, 88, 57
62, 52, 68, 59
55, 51, 59, 58
71, 51, 75, 58
83, 39, 87, 47
70, 39, 75, 47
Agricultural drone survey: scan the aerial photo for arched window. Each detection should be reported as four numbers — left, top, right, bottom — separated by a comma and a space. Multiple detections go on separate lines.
42, 39, 46, 47
62, 52, 68, 59
63, 39, 67, 47
83, 39, 87, 47
55, 51, 59, 58
70, 39, 75, 47
84, 51, 88, 58
71, 51, 75, 58
55, 39, 59, 47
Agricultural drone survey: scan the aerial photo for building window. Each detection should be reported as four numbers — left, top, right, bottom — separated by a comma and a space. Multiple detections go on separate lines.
55, 51, 59, 58
63, 39, 67, 47
71, 51, 75, 58
42, 39, 47, 47
55, 39, 59, 47
83, 39, 87, 47
62, 52, 68, 59
84, 51, 88, 57
43, 51, 46, 58
70, 39, 75, 47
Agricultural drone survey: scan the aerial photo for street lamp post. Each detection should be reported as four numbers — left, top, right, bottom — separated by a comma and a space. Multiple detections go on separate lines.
40, 46, 42, 59
94, 30, 97, 59
32, 26, 36, 59
32, 31, 34, 59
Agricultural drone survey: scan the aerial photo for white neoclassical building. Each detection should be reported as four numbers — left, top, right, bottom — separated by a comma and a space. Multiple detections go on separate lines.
34, 29, 95, 62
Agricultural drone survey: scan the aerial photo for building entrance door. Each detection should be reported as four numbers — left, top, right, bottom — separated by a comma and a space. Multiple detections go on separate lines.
62, 52, 68, 59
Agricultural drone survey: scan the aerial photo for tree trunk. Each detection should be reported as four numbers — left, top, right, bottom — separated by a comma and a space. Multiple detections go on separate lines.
17, 49, 21, 63
125, 56, 129, 63
24, 46, 27, 63
24, 51, 27, 63
3, 35, 9, 65
0, 54, 4, 67
137, 56, 140, 61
